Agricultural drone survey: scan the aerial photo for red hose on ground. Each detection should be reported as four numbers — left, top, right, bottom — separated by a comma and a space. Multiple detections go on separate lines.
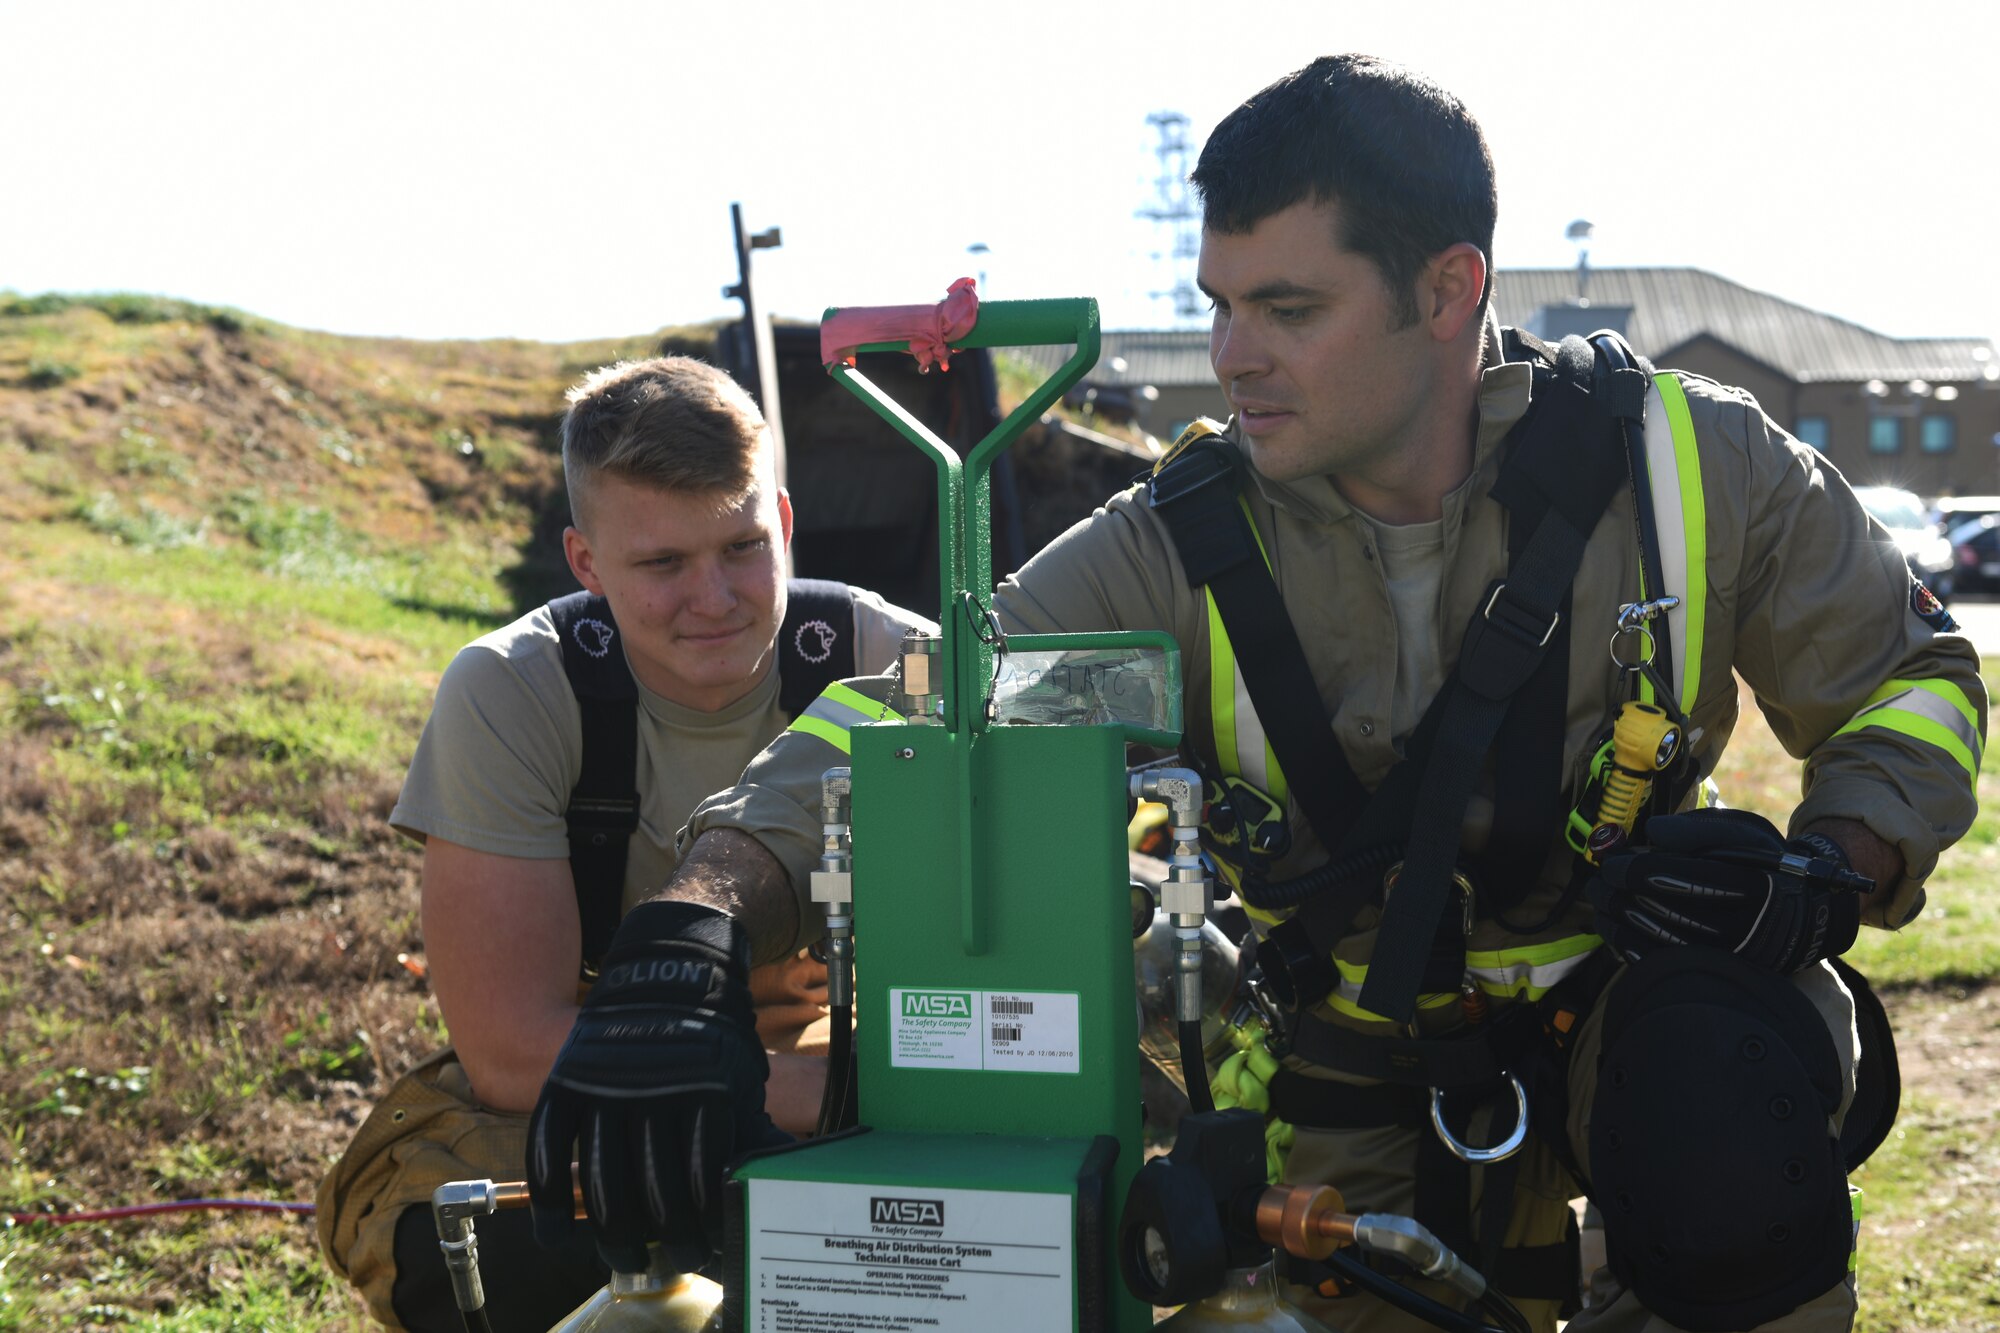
7, 1199, 314, 1226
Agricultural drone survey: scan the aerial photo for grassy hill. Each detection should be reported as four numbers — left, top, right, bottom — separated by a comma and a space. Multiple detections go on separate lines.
0, 294, 1993, 1330
0, 294, 675, 1328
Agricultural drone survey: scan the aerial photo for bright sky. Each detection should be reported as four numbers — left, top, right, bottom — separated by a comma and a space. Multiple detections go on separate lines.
5, 1, 1996, 345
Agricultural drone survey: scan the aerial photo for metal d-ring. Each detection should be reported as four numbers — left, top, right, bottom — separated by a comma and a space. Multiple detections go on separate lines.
1430, 1074, 1530, 1164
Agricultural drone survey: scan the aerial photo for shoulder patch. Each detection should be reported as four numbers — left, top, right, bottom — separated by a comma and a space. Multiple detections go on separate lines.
793, 617, 838, 665
1911, 577, 1959, 634
572, 616, 616, 659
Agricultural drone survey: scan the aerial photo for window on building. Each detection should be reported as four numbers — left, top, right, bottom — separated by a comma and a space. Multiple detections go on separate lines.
1869, 416, 1902, 453
1794, 416, 1830, 451
1921, 413, 1957, 453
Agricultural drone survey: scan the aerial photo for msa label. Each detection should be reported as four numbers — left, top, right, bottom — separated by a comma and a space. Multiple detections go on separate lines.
748, 1178, 1071, 1333
889, 989, 1079, 1073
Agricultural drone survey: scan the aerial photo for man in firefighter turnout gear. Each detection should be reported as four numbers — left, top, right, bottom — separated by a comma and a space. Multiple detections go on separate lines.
524, 56, 1984, 1332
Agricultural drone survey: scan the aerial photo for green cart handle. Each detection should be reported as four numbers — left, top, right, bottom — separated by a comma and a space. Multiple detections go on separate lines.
823, 295, 1109, 735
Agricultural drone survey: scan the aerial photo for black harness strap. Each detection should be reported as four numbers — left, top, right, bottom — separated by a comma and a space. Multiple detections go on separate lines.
549, 590, 641, 978
1148, 431, 1371, 857
776, 578, 858, 717
1355, 336, 1633, 1024
551, 579, 859, 978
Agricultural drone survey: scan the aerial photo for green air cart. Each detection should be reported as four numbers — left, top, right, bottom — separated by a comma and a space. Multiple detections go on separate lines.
723, 298, 1181, 1333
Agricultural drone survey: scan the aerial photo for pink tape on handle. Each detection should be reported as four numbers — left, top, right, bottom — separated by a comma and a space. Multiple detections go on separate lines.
820, 277, 980, 372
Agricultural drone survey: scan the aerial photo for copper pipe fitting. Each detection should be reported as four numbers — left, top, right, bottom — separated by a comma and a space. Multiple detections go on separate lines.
490, 1179, 586, 1219
1255, 1184, 1357, 1261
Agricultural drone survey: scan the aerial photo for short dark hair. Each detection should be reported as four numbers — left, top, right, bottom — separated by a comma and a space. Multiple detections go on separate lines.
560, 356, 767, 532
1191, 54, 1496, 327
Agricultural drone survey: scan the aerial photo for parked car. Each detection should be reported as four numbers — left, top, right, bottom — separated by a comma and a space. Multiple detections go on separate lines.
1934, 495, 2000, 530
1853, 485, 1955, 599
1948, 513, 2000, 594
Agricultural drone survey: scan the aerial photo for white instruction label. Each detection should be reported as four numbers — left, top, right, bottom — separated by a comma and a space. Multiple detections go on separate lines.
889, 989, 1080, 1074
747, 1178, 1072, 1332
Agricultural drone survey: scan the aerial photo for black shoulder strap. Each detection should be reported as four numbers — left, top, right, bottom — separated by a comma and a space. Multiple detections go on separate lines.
777, 578, 858, 717
548, 590, 638, 978
1147, 426, 1369, 856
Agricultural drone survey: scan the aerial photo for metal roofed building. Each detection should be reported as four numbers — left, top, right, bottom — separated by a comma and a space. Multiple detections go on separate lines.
1013, 268, 2000, 495
1008, 331, 1227, 446
1495, 267, 2000, 496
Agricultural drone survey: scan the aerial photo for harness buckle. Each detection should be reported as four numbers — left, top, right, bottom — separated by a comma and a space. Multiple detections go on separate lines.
1482, 581, 1559, 649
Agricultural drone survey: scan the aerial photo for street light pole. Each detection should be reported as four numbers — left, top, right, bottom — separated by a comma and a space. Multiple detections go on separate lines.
724, 202, 788, 487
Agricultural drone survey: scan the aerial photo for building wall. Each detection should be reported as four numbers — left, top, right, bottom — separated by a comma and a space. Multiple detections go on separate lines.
1660, 336, 2000, 499
1141, 382, 1231, 442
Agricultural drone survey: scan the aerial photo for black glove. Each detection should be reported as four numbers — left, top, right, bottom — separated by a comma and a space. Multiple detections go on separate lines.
1591, 809, 1870, 973
528, 900, 790, 1270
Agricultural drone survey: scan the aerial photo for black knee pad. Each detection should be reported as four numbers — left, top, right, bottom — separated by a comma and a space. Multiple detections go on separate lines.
1588, 948, 1851, 1331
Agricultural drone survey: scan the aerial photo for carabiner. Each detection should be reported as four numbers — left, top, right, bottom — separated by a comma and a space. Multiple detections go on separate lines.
1429, 1074, 1530, 1164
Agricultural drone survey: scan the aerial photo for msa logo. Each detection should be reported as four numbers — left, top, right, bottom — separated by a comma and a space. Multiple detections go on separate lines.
901, 991, 973, 1018
872, 1197, 945, 1227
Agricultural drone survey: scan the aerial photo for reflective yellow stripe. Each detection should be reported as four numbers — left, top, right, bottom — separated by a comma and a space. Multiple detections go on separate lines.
1464, 934, 1604, 1001
1833, 678, 1983, 779
1463, 933, 1602, 970
1653, 374, 1707, 711
1204, 499, 1289, 806
1236, 499, 1289, 808
1321, 935, 1605, 1012
1836, 711, 1977, 779
822, 681, 897, 719
787, 714, 853, 754
784, 681, 901, 756
1207, 589, 1237, 780
1328, 990, 1460, 1025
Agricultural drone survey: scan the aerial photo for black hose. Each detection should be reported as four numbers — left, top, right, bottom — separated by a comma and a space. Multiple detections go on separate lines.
1472, 1288, 1535, 1333
816, 1004, 853, 1138
1236, 841, 1400, 912
1318, 1251, 1506, 1333
1177, 1019, 1215, 1114
459, 1305, 495, 1333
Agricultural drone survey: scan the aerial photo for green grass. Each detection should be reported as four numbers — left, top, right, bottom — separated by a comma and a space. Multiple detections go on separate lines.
1853, 1093, 2000, 1332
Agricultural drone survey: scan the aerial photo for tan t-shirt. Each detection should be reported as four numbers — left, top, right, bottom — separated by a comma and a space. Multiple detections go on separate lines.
1368, 515, 1449, 748
391, 586, 930, 915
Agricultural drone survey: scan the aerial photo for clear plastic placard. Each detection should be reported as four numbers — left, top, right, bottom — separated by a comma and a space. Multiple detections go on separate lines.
990, 644, 1177, 735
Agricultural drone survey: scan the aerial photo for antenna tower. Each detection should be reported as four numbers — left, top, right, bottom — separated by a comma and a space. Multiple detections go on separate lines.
1137, 111, 1201, 326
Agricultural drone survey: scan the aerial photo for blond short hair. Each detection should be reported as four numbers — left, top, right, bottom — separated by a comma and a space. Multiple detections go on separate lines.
560, 356, 768, 531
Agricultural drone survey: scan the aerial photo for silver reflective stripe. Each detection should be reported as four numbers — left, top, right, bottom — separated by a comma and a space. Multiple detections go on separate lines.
797, 688, 890, 733
1464, 947, 1598, 1000
1849, 683, 1984, 768
1641, 378, 1692, 699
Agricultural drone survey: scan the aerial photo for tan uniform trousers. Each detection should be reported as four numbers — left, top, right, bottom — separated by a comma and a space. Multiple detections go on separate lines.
1282, 961, 1860, 1333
